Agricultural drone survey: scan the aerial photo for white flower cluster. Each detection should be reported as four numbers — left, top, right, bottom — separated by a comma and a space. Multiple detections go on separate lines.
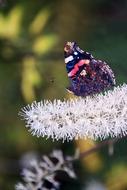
20, 84, 127, 141
15, 150, 76, 190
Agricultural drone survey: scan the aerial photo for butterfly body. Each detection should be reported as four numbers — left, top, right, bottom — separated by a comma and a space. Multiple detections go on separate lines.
64, 42, 115, 97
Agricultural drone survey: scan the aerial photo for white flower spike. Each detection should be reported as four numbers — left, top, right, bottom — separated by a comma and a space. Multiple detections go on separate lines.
20, 84, 127, 141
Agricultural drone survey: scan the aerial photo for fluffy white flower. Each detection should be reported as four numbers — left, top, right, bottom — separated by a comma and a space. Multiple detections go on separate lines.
15, 183, 28, 190
15, 150, 76, 190
20, 84, 127, 141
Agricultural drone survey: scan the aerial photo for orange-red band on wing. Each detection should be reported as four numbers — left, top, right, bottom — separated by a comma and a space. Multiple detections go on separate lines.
68, 59, 90, 77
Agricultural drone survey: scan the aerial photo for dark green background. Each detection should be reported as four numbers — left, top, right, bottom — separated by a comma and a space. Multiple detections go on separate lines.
0, 0, 127, 189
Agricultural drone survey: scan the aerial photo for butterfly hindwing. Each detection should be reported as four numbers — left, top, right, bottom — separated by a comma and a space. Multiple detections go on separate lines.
68, 59, 115, 96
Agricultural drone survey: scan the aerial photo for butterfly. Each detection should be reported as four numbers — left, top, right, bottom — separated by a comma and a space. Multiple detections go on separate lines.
64, 41, 115, 97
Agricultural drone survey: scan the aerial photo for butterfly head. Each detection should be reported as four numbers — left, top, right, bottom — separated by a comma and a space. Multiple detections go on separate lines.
64, 41, 85, 57
64, 42, 78, 56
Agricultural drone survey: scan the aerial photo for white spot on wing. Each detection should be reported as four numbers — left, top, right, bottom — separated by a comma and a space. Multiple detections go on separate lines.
86, 51, 94, 58
74, 51, 78, 55
92, 59, 97, 62
80, 69, 87, 76
65, 56, 74, 63
77, 47, 84, 53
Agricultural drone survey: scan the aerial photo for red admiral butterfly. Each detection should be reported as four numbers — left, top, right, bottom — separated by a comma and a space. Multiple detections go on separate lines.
64, 42, 115, 97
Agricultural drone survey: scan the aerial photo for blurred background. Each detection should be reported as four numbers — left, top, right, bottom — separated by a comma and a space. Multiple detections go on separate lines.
0, 0, 127, 189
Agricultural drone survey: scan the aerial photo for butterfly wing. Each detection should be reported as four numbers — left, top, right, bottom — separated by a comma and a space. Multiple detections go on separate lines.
64, 42, 115, 97
67, 59, 115, 97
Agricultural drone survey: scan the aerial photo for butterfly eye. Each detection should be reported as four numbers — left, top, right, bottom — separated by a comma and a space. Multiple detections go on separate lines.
64, 45, 70, 52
